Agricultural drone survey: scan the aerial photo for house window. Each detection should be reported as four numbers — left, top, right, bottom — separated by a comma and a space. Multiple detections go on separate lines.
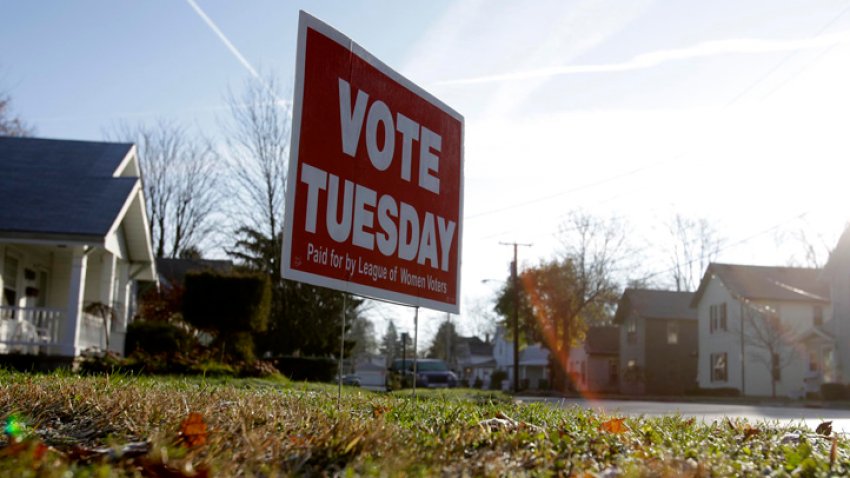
667, 321, 679, 344
814, 306, 823, 327
627, 317, 637, 344
809, 352, 819, 372
608, 359, 618, 384
709, 303, 727, 333
711, 352, 727, 382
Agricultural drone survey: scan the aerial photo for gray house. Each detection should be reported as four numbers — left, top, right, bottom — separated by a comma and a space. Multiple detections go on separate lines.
813, 229, 850, 385
824, 227, 850, 384
0, 137, 157, 360
613, 288, 698, 395
567, 325, 619, 394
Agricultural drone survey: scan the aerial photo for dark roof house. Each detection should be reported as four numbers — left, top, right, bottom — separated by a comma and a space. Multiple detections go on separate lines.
0, 136, 156, 360
157, 258, 234, 290
614, 288, 697, 396
692, 263, 828, 306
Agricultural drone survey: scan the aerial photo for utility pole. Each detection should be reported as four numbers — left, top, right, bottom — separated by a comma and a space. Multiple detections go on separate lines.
500, 241, 532, 393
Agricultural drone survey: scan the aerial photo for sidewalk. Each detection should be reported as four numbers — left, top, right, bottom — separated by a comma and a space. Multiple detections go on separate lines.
513, 389, 850, 410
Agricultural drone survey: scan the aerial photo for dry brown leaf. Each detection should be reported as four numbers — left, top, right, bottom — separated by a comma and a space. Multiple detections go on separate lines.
817, 421, 833, 437
178, 413, 208, 448
742, 424, 761, 441
600, 418, 627, 434
372, 405, 390, 418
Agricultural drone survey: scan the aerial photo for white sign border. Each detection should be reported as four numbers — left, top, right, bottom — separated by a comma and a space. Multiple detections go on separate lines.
282, 11, 464, 314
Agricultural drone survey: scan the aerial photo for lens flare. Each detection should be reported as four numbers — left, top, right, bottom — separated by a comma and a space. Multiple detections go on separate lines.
4, 415, 24, 439
519, 272, 601, 402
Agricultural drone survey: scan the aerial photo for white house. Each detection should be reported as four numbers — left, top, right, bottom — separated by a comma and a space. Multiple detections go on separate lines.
493, 326, 550, 389
693, 263, 831, 397
0, 137, 157, 360
455, 335, 496, 388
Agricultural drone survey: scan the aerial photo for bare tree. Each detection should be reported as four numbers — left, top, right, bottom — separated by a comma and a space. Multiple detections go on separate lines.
739, 303, 798, 398
0, 92, 34, 137
222, 74, 290, 243
560, 212, 633, 316
777, 226, 834, 268
667, 213, 723, 291
493, 211, 631, 390
109, 120, 221, 258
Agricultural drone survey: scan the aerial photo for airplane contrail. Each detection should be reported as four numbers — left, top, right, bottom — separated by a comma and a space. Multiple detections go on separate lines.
436, 30, 850, 86
184, 0, 283, 103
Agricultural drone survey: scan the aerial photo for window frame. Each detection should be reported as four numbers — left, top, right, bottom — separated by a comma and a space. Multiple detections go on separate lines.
666, 320, 679, 345
711, 352, 727, 382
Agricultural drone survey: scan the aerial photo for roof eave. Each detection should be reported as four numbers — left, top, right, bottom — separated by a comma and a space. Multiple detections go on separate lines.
0, 231, 103, 247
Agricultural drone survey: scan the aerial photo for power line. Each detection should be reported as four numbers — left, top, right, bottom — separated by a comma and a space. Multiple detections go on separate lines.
464, 159, 669, 220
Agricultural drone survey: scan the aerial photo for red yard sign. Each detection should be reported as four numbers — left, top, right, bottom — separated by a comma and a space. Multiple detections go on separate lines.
282, 12, 464, 313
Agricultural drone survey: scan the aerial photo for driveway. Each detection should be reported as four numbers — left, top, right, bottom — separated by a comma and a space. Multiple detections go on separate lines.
521, 396, 850, 433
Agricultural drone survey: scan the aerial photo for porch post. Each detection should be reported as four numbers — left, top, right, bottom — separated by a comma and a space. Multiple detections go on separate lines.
99, 252, 116, 307
100, 252, 117, 352
61, 247, 88, 357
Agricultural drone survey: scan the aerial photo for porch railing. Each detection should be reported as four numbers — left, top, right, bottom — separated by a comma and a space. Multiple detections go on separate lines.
0, 306, 63, 351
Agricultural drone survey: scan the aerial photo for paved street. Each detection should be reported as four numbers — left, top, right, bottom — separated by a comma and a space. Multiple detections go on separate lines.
521, 397, 850, 433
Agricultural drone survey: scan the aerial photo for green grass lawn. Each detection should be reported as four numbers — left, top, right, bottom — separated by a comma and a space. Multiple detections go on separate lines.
0, 370, 847, 477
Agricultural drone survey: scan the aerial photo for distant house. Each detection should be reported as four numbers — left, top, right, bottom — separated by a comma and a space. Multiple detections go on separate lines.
352, 354, 387, 391
567, 325, 619, 394
493, 326, 550, 390
0, 137, 157, 360
823, 227, 850, 384
156, 257, 233, 290
692, 263, 831, 397
613, 288, 697, 396
455, 335, 496, 387
519, 344, 550, 389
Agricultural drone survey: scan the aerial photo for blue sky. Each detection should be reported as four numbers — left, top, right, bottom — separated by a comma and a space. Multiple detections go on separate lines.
3, 0, 850, 340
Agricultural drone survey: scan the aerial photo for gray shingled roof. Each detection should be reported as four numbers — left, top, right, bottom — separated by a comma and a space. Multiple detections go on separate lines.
693, 263, 828, 305
459, 336, 493, 357
614, 289, 696, 324
0, 136, 137, 240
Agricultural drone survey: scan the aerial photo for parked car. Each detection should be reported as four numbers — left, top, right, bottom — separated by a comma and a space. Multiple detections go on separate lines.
386, 358, 457, 390
340, 374, 361, 387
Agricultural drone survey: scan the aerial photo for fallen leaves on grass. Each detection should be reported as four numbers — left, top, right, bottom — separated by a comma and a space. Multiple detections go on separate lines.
816, 421, 833, 437
178, 413, 208, 447
599, 418, 628, 434
723, 417, 761, 441
0, 437, 49, 462
741, 424, 761, 441
64, 441, 151, 463
476, 411, 547, 436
